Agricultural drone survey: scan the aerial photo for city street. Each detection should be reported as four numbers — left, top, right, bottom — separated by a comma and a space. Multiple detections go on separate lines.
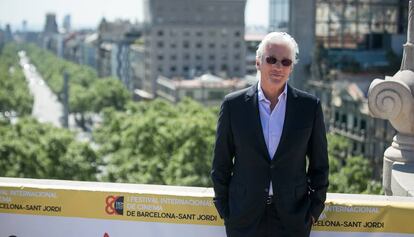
18, 51, 93, 142
19, 50, 63, 127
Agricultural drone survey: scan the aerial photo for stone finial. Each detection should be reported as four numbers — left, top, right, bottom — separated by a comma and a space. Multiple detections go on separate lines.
368, 72, 414, 134
369, 0, 414, 134
368, 0, 414, 196
401, 0, 414, 71
408, 0, 413, 44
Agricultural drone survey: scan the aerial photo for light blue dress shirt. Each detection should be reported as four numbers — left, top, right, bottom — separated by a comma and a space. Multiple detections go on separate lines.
257, 80, 288, 196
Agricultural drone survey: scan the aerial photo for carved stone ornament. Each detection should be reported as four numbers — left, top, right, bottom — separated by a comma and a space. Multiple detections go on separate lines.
368, 0, 414, 196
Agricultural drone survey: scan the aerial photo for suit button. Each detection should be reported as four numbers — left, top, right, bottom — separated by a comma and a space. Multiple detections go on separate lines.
270, 165, 275, 169
264, 188, 269, 193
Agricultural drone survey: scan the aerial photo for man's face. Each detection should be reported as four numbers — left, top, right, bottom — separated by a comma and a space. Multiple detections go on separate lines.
256, 43, 293, 89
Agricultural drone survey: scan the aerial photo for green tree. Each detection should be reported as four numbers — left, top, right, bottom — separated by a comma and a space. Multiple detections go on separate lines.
90, 77, 131, 112
327, 133, 383, 194
163, 99, 216, 186
94, 98, 216, 187
327, 133, 348, 173
0, 117, 101, 181
69, 84, 93, 130
0, 43, 33, 117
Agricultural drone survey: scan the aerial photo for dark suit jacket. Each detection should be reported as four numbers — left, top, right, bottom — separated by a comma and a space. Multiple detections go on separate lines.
211, 83, 329, 234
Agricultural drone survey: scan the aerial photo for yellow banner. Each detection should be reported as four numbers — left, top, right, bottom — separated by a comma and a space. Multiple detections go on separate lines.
1, 181, 414, 234
0, 187, 222, 226
312, 198, 414, 234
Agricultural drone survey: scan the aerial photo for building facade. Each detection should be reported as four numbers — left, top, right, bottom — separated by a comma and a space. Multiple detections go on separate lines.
130, 41, 146, 94
156, 74, 250, 106
269, 0, 290, 32
43, 13, 59, 34
244, 33, 265, 75
80, 33, 98, 69
315, 0, 409, 50
142, 0, 247, 97
306, 72, 396, 179
96, 19, 142, 91
269, 0, 408, 88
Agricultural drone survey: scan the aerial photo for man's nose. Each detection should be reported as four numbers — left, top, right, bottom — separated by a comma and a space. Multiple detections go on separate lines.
272, 62, 283, 69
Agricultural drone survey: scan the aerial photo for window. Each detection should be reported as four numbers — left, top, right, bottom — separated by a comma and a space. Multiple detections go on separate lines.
315, 0, 401, 49
156, 17, 164, 24
352, 142, 358, 153
169, 30, 178, 37
361, 120, 366, 130
183, 41, 190, 48
157, 41, 164, 48
383, 120, 388, 138
341, 114, 347, 124
209, 31, 216, 37
157, 30, 164, 36
353, 117, 358, 128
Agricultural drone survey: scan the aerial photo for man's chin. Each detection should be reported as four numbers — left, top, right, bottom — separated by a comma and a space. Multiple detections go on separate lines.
269, 77, 286, 84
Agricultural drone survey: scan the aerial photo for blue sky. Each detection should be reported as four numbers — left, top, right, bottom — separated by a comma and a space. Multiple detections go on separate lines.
0, 0, 268, 31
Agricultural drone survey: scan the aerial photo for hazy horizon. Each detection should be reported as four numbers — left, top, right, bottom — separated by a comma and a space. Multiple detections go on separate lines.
0, 0, 269, 31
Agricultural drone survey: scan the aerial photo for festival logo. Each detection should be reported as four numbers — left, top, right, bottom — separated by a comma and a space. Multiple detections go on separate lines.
105, 196, 124, 215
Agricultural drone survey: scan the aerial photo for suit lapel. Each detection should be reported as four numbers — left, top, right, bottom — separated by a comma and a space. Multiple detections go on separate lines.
245, 83, 271, 163
271, 84, 299, 162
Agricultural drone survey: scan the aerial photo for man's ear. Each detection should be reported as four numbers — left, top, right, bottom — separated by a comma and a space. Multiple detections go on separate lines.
256, 60, 260, 70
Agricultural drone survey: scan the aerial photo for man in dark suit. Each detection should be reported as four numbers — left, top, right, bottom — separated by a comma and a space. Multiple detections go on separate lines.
211, 32, 329, 237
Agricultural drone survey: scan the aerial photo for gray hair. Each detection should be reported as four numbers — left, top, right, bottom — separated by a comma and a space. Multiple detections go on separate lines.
256, 32, 299, 65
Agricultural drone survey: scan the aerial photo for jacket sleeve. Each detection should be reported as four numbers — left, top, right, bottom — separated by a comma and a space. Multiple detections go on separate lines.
307, 99, 329, 221
211, 98, 235, 219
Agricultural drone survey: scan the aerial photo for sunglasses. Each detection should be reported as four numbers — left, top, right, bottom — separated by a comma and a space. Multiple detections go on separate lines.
265, 56, 293, 67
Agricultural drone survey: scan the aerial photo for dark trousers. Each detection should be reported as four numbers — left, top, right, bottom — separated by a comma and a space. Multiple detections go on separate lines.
225, 202, 312, 237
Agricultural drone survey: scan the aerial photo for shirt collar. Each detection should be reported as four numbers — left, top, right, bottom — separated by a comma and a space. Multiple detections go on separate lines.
257, 80, 288, 102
